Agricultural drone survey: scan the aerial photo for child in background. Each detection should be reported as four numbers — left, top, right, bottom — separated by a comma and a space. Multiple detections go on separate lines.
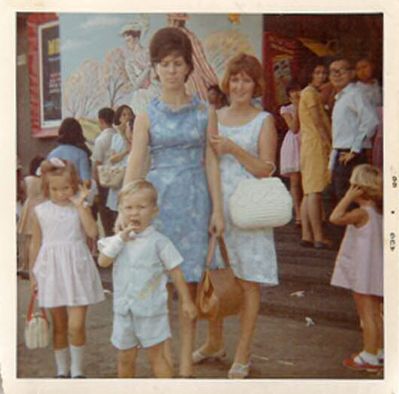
30, 158, 104, 378
330, 164, 383, 372
98, 180, 197, 378
279, 81, 303, 225
18, 156, 45, 272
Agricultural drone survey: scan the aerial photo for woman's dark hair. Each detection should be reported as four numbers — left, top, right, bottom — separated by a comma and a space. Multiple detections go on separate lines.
299, 58, 327, 86
29, 155, 45, 176
285, 80, 302, 96
149, 27, 193, 82
114, 105, 134, 126
57, 118, 91, 156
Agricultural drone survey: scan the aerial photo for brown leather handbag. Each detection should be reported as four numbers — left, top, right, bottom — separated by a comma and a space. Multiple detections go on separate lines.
196, 235, 243, 320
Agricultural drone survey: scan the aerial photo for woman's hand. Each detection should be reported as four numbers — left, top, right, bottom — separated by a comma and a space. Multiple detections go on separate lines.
69, 184, 89, 207
209, 211, 224, 236
209, 135, 235, 156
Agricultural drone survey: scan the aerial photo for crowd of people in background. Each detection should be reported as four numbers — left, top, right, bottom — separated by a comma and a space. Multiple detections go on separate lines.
16, 26, 384, 379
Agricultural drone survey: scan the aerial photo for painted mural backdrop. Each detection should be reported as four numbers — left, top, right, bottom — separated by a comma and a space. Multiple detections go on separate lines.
59, 13, 262, 139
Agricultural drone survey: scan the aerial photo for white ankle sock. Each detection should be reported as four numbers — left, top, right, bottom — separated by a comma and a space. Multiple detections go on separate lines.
70, 345, 85, 377
355, 350, 379, 365
54, 348, 69, 376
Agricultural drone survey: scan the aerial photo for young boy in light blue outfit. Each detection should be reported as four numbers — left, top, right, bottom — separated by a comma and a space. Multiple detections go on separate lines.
98, 179, 197, 378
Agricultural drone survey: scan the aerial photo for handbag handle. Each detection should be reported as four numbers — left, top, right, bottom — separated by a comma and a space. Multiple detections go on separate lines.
205, 235, 231, 270
27, 291, 48, 323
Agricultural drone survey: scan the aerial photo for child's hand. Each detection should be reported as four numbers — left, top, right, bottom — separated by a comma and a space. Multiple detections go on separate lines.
345, 185, 364, 201
69, 184, 90, 207
119, 224, 137, 242
182, 300, 197, 320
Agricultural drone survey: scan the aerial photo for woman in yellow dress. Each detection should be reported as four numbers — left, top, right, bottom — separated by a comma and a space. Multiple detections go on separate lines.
298, 62, 332, 249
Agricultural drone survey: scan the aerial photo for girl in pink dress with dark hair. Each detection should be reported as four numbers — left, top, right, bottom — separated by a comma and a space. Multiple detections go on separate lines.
279, 81, 302, 225
330, 164, 383, 373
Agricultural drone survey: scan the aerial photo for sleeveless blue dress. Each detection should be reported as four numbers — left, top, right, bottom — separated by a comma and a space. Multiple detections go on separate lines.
146, 96, 211, 282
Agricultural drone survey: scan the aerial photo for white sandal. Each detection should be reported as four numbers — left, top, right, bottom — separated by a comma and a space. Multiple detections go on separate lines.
228, 362, 251, 379
192, 348, 226, 364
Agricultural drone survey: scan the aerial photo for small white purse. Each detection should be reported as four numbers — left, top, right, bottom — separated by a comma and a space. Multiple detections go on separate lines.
24, 292, 49, 350
229, 175, 293, 229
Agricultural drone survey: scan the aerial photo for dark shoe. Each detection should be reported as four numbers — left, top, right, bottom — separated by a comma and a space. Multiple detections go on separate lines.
299, 240, 313, 248
55, 374, 70, 378
72, 375, 86, 378
314, 241, 331, 250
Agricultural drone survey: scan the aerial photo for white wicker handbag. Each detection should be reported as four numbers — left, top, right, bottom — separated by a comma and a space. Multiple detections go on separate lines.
98, 164, 125, 189
24, 292, 49, 349
229, 175, 293, 229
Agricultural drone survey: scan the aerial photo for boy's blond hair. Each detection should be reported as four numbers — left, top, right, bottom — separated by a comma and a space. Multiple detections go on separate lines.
117, 179, 158, 207
350, 164, 382, 203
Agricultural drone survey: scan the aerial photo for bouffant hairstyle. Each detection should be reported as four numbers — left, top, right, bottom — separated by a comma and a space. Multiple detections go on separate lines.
221, 53, 265, 98
350, 164, 383, 209
114, 105, 134, 126
40, 159, 80, 198
118, 179, 158, 208
149, 27, 193, 82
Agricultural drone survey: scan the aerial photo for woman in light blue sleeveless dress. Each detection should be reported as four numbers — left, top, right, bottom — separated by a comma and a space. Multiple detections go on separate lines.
119, 27, 223, 377
193, 54, 278, 379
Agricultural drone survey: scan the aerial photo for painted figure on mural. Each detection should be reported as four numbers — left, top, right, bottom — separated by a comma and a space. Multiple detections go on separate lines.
167, 13, 218, 101
120, 15, 160, 115
120, 15, 151, 91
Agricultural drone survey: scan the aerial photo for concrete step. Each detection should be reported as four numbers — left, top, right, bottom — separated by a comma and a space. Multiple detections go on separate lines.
260, 280, 358, 329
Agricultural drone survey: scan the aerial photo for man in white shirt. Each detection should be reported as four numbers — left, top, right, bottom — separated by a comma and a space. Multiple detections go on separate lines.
92, 107, 117, 235
329, 58, 379, 200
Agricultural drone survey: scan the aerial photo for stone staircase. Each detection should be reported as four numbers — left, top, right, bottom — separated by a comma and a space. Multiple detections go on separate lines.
260, 222, 359, 329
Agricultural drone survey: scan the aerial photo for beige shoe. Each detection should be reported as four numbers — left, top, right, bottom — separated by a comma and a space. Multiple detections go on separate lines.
228, 362, 251, 379
192, 348, 226, 364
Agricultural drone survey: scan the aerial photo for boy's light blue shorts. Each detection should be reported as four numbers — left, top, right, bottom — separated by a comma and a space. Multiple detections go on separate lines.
111, 311, 171, 350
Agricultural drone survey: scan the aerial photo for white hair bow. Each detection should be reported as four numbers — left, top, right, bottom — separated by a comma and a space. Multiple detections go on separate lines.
49, 157, 66, 168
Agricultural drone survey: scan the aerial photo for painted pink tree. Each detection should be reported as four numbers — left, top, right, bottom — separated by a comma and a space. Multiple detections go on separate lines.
63, 59, 106, 118
102, 47, 132, 108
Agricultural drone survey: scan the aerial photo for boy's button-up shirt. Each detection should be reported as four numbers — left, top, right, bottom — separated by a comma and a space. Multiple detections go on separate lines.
98, 225, 183, 317
331, 83, 379, 152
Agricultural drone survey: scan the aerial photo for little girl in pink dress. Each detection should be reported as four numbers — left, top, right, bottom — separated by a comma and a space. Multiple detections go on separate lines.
279, 81, 302, 224
330, 164, 383, 373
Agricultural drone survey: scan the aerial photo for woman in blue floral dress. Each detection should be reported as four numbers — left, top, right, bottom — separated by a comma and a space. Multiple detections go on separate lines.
120, 27, 223, 377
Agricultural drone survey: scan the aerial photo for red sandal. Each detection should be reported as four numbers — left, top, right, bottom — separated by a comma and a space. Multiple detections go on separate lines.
343, 354, 382, 373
